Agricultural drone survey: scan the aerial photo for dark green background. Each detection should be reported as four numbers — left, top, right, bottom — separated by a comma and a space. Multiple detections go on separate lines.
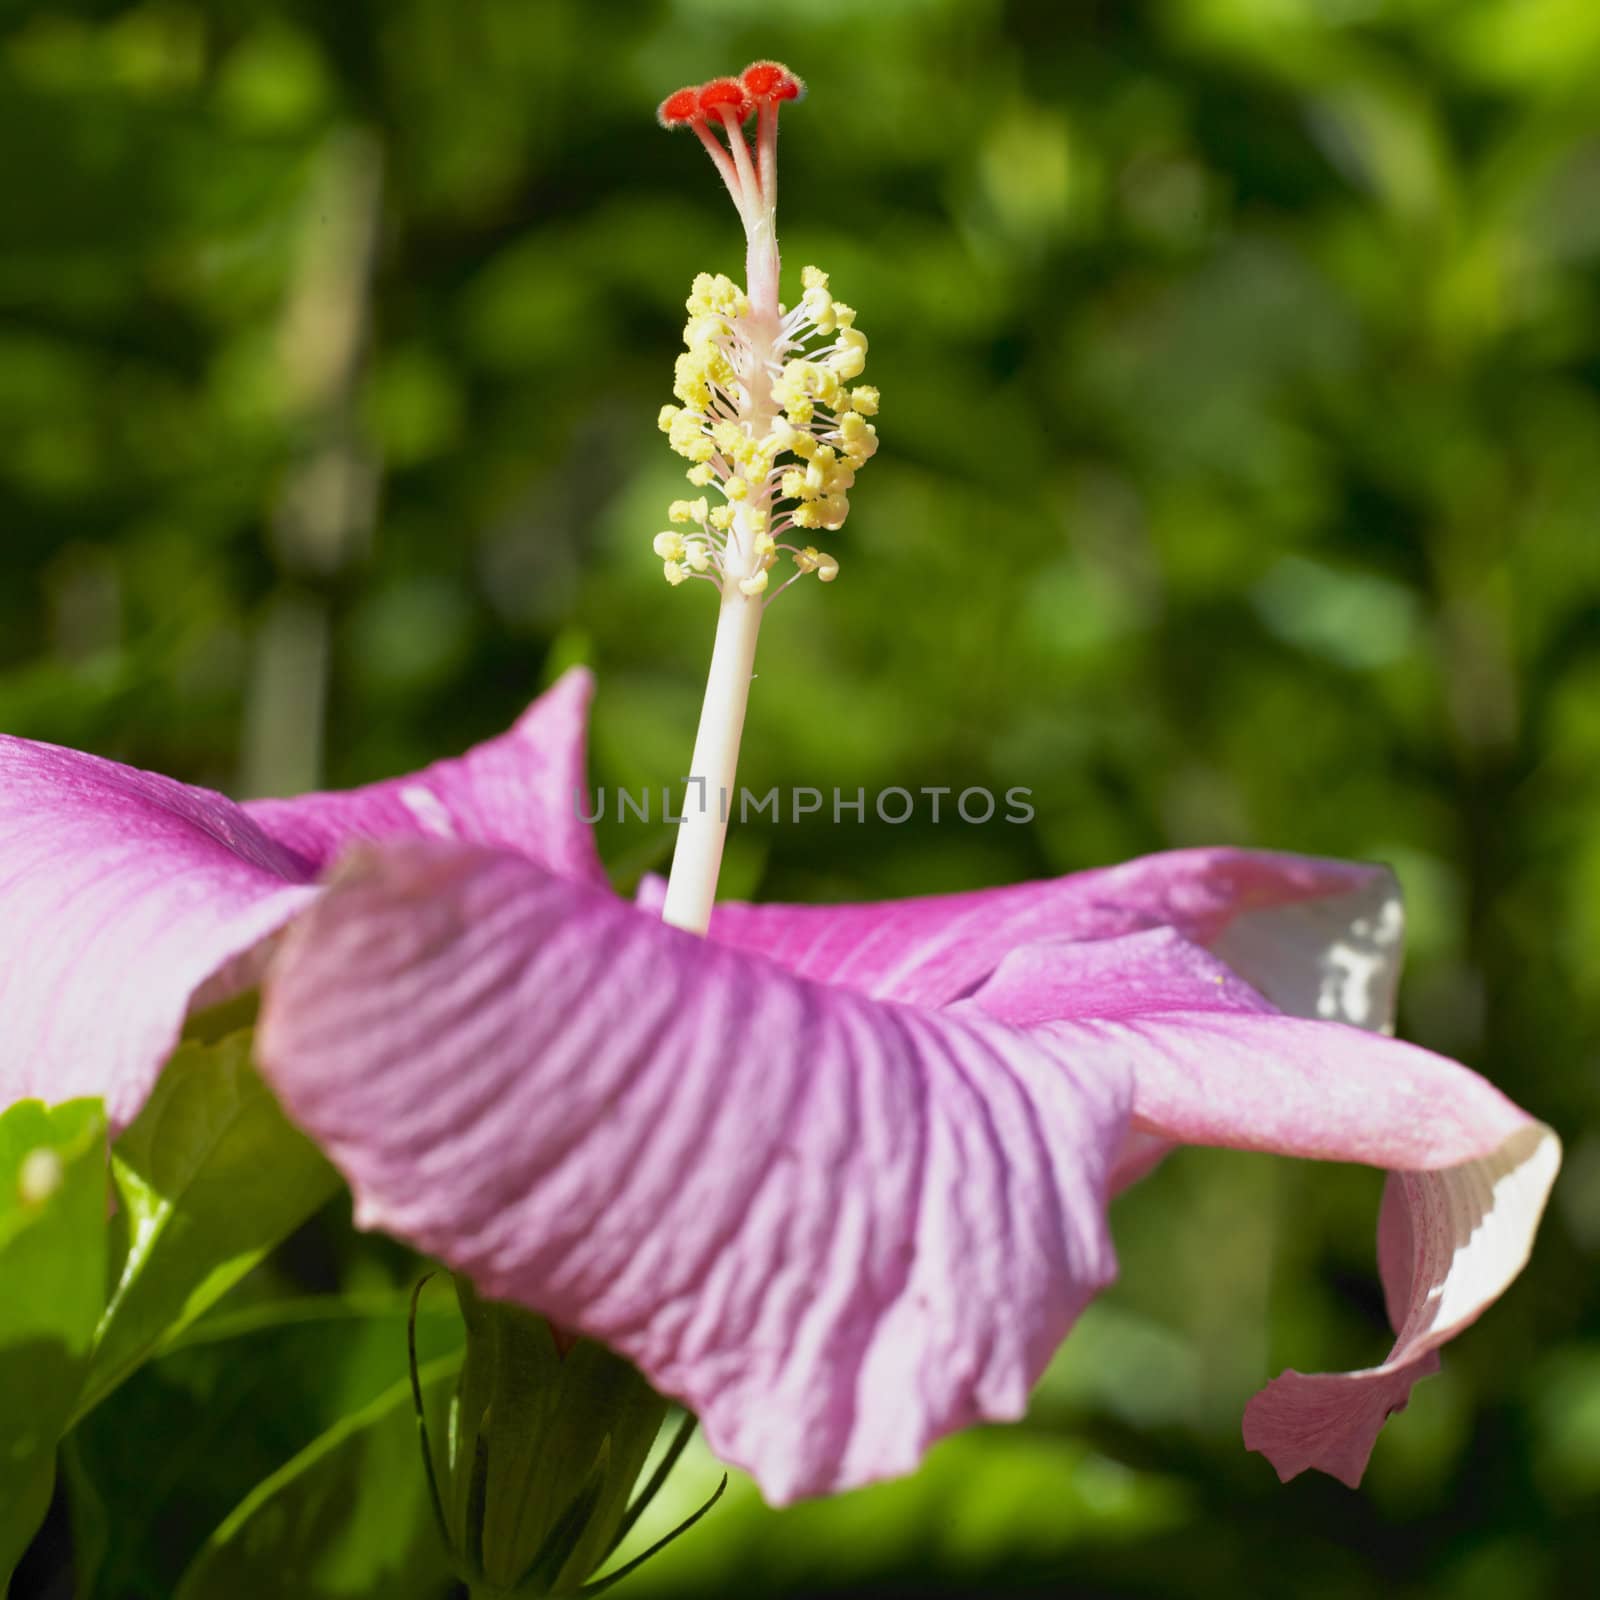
4, 0, 1597, 1594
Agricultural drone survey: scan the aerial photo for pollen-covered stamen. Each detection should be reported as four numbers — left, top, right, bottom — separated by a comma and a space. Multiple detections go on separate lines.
654, 262, 878, 603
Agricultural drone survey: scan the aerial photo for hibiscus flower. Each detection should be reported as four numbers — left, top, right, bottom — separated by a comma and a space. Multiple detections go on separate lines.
0, 667, 1558, 1504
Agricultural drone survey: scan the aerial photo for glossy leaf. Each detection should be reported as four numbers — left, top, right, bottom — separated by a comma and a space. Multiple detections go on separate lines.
0, 1098, 108, 1594
77, 1030, 339, 1420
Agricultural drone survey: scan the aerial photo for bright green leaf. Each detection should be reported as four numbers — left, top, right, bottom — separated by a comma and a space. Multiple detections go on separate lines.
76, 1030, 339, 1421
0, 1098, 109, 1593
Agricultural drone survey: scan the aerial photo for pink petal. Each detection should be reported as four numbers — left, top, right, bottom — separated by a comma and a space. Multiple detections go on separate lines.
0, 734, 318, 1130
981, 933, 1558, 1488
1241, 1130, 1556, 1486
245, 666, 605, 888
0, 671, 601, 1131
256, 841, 1132, 1505
677, 850, 1403, 1197
677, 847, 1402, 1028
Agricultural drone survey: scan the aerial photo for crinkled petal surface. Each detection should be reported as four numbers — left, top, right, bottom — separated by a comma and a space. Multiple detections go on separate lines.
256, 841, 1152, 1504
656, 848, 1405, 1196
0, 670, 598, 1131
665, 847, 1404, 1027
971, 932, 1558, 1488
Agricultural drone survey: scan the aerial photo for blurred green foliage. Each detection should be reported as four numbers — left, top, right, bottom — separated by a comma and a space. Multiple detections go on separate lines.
3, 0, 1599, 1594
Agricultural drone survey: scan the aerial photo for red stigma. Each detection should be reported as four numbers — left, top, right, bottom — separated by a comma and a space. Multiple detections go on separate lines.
742, 60, 804, 103
698, 76, 753, 121
657, 85, 704, 128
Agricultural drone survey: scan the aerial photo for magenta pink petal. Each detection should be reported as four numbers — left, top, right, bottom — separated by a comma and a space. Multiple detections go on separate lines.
256, 839, 1134, 1504
1241, 1129, 1555, 1486
668, 850, 1404, 1200
670, 846, 1403, 1028
0, 734, 318, 1129
245, 666, 605, 888
0, 669, 602, 1131
975, 934, 1559, 1487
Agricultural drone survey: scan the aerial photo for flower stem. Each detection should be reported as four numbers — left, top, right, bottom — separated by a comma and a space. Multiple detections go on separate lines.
660, 588, 763, 936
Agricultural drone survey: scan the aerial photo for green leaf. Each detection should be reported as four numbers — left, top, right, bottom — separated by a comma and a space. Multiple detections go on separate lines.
76, 1029, 340, 1420
172, 1355, 463, 1600
450, 1278, 668, 1592
70, 1296, 466, 1598
0, 1098, 109, 1593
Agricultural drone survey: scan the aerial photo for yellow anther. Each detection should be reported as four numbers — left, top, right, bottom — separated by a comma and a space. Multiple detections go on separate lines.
687, 463, 715, 486
654, 531, 686, 560
724, 476, 750, 501
663, 559, 688, 586
738, 570, 769, 597
712, 420, 745, 452
802, 265, 829, 291
794, 546, 821, 573
674, 351, 709, 399
709, 504, 735, 531
668, 498, 708, 524
845, 426, 879, 464
781, 468, 807, 499
754, 532, 776, 557
816, 552, 840, 582
850, 386, 879, 415
829, 328, 868, 380
685, 543, 713, 573
802, 284, 835, 331
685, 313, 728, 347
745, 507, 768, 533
832, 303, 856, 329
658, 404, 682, 432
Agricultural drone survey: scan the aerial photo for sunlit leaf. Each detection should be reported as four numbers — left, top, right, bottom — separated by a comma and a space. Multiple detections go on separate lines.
77, 1030, 339, 1420
0, 1098, 108, 1593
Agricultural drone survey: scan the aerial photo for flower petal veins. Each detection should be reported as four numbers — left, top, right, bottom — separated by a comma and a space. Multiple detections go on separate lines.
0, 669, 599, 1131
257, 840, 1133, 1504
963, 926, 1559, 1488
